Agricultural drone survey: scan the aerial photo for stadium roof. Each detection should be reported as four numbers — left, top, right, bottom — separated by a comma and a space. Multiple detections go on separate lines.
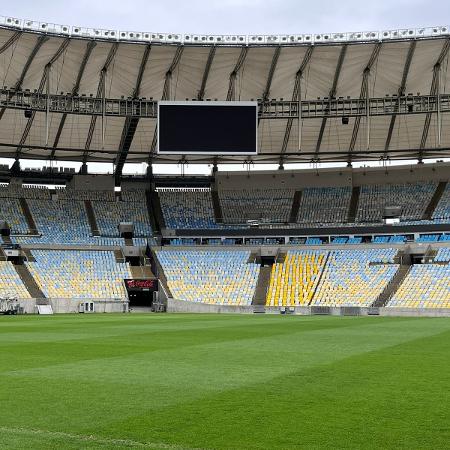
0, 16, 450, 171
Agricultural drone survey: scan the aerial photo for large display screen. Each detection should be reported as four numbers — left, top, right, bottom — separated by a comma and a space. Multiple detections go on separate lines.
157, 101, 258, 155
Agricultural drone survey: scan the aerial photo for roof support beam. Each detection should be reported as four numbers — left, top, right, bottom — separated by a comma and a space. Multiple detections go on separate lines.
347, 43, 382, 165
114, 44, 151, 179
262, 46, 281, 101
419, 38, 450, 161
0, 30, 21, 55
0, 34, 48, 121
197, 46, 216, 100
314, 44, 348, 159
383, 40, 416, 155
82, 42, 118, 164
50, 40, 96, 159
15, 38, 70, 160
226, 47, 248, 101
149, 45, 184, 159
280, 46, 313, 161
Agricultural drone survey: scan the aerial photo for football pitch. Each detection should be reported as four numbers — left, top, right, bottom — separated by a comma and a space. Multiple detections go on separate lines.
0, 314, 449, 449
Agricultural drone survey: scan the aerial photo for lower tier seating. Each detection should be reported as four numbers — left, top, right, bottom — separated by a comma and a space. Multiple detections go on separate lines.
157, 250, 260, 305
387, 264, 450, 308
0, 261, 30, 298
312, 249, 398, 307
266, 250, 327, 306
26, 250, 131, 299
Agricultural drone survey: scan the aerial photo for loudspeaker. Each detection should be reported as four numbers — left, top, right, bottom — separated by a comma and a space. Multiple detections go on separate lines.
24, 109, 33, 118
341, 116, 349, 125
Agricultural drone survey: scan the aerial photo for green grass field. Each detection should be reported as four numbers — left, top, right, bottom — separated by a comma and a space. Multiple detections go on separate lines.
0, 314, 449, 449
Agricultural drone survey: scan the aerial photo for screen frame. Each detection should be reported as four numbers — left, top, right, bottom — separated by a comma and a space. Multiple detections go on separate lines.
157, 100, 258, 155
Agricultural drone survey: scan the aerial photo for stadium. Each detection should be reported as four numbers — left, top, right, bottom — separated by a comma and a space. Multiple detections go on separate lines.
0, 6, 450, 449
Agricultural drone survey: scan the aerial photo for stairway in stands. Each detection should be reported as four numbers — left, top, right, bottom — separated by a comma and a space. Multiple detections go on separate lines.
84, 200, 100, 236
211, 188, 223, 223
422, 181, 448, 220
148, 190, 165, 232
13, 255, 45, 299
347, 186, 360, 223
19, 198, 38, 234
289, 191, 302, 223
252, 266, 272, 306
372, 264, 410, 307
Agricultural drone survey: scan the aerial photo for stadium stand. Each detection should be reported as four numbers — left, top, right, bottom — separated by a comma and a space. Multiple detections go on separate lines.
158, 188, 217, 229
387, 263, 450, 308
432, 184, 450, 222
219, 189, 294, 223
157, 250, 260, 305
312, 249, 399, 307
356, 182, 437, 223
26, 250, 131, 299
266, 250, 328, 306
0, 261, 31, 298
297, 187, 352, 225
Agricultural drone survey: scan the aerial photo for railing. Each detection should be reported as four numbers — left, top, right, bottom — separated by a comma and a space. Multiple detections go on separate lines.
1, 89, 449, 119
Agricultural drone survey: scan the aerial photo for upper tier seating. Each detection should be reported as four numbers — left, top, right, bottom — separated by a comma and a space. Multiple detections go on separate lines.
266, 250, 328, 306
92, 199, 152, 237
435, 248, 450, 263
0, 198, 29, 234
57, 188, 115, 201
0, 184, 50, 199
157, 250, 260, 305
297, 187, 352, 225
356, 182, 437, 223
432, 184, 450, 221
312, 249, 398, 307
387, 264, 450, 308
26, 250, 131, 299
0, 261, 30, 298
219, 189, 294, 224
158, 188, 217, 229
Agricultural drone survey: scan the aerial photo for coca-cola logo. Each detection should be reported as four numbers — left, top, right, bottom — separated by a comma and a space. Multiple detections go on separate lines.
126, 279, 156, 289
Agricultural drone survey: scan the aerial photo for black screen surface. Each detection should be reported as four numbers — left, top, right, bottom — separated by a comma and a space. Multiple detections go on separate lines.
158, 102, 257, 154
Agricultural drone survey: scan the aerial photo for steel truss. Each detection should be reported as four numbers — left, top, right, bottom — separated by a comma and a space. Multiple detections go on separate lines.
1, 88, 449, 120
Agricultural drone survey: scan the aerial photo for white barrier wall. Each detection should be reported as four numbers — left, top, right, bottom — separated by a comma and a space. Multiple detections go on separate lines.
18, 298, 128, 314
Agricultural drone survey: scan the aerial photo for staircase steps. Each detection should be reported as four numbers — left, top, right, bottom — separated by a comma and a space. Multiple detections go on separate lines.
289, 191, 302, 223
372, 264, 411, 307
148, 191, 165, 231
144, 190, 159, 234
252, 266, 272, 306
422, 181, 447, 220
309, 251, 330, 305
13, 262, 45, 299
19, 198, 38, 234
130, 265, 146, 279
22, 248, 36, 262
84, 200, 100, 236
276, 252, 287, 263
114, 249, 125, 263
2, 235, 12, 244
211, 188, 223, 223
347, 186, 361, 223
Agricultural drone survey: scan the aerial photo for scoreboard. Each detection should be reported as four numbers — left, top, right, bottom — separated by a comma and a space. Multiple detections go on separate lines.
157, 101, 258, 155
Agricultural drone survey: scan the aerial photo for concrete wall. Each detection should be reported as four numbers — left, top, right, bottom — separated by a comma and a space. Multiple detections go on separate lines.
167, 298, 450, 317
67, 175, 115, 191
19, 298, 128, 314
215, 162, 450, 191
